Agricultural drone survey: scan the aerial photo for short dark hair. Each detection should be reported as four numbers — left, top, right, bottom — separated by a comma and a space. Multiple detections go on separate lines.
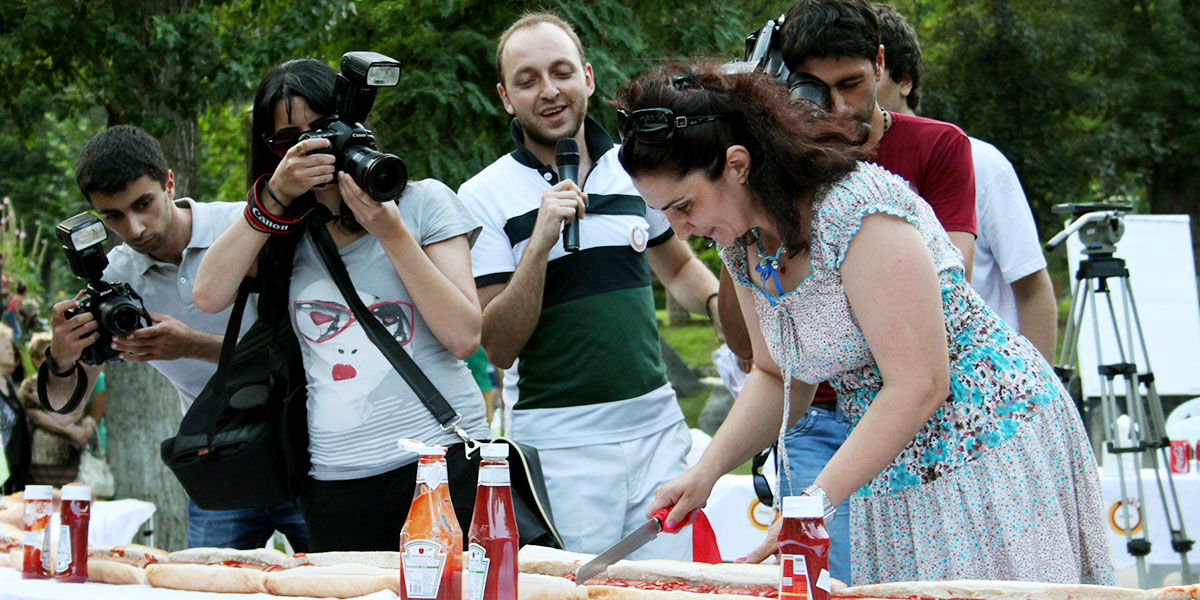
75, 125, 168, 201
495, 12, 587, 85
781, 0, 881, 69
617, 61, 867, 254
874, 3, 923, 112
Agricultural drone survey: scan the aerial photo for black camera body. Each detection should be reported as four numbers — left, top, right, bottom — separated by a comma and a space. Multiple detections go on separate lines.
56, 212, 150, 366
299, 51, 408, 202
742, 15, 832, 109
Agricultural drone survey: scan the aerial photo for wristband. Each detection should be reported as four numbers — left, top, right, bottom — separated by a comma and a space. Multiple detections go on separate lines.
802, 483, 837, 525
44, 347, 78, 378
704, 292, 719, 321
244, 174, 303, 234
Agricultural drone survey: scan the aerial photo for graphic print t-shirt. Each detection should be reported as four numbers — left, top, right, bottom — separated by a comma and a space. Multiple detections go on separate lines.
289, 179, 488, 480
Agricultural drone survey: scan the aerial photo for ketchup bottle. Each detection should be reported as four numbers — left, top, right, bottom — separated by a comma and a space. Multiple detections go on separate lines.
778, 495, 831, 600
467, 443, 518, 600
22, 485, 54, 579
55, 484, 92, 582
400, 445, 462, 600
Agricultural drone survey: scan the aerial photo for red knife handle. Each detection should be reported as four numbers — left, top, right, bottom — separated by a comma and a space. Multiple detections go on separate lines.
653, 507, 697, 534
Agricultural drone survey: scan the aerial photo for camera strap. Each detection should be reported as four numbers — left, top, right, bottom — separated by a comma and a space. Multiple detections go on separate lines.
244, 174, 306, 235
36, 356, 90, 416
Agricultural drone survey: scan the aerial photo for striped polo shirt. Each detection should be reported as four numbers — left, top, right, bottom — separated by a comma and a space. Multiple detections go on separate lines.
459, 118, 685, 448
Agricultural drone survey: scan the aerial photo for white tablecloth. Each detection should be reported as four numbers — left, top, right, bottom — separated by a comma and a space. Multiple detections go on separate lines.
41, 499, 157, 548
1100, 468, 1200, 571
0, 568, 398, 600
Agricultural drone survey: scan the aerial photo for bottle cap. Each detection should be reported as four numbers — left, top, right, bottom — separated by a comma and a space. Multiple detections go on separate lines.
23, 485, 53, 501
61, 485, 92, 502
418, 445, 447, 456
781, 495, 823, 518
480, 443, 509, 459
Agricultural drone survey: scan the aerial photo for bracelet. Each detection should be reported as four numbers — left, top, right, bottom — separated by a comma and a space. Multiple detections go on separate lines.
704, 292, 719, 321
44, 347, 77, 378
244, 174, 303, 234
802, 483, 837, 525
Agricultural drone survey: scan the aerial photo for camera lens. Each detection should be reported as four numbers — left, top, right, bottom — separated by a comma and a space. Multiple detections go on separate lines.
97, 297, 143, 336
344, 146, 408, 201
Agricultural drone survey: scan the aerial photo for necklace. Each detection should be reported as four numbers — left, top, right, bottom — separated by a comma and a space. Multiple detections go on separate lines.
880, 107, 892, 135
752, 227, 787, 297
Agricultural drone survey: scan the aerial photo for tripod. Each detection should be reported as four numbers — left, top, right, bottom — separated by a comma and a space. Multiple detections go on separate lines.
1046, 204, 1194, 587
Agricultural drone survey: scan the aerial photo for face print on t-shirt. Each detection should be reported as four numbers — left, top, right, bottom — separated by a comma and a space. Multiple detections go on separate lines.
293, 278, 415, 432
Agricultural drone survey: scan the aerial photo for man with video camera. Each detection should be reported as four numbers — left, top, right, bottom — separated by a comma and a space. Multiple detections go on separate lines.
40, 124, 309, 551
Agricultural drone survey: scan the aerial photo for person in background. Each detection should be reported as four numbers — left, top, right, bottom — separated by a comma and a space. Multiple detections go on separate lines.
194, 57, 487, 551
873, 2, 1057, 361
19, 332, 96, 486
459, 12, 722, 559
39, 124, 309, 551
2, 282, 26, 343
0, 324, 29, 494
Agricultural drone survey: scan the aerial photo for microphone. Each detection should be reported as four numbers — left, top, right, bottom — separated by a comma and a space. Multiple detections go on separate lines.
556, 138, 581, 252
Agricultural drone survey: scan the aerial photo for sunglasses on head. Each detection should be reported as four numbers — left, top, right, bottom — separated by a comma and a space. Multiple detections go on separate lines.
263, 115, 340, 158
750, 445, 775, 507
617, 108, 725, 144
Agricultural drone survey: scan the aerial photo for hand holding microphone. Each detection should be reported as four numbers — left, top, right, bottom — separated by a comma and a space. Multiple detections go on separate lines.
556, 138, 582, 252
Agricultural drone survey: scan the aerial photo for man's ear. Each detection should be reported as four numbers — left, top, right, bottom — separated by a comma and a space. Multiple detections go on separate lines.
496, 82, 516, 116
898, 75, 914, 101
165, 169, 175, 201
584, 62, 595, 97
874, 45, 885, 82
726, 145, 752, 183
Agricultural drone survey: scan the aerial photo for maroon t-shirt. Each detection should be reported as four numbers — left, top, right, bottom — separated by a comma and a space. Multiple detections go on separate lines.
811, 111, 976, 410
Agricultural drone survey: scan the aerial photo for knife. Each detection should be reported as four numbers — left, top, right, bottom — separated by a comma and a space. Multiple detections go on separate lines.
574, 507, 696, 585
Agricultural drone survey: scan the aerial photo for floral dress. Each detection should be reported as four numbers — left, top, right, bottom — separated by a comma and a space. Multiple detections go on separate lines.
721, 162, 1114, 585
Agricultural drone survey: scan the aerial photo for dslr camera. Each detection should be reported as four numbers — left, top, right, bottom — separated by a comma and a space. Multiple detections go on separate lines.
300, 51, 409, 202
56, 212, 150, 365
736, 15, 832, 109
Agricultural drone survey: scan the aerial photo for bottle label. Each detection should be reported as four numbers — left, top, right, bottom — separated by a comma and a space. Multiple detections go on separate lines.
40, 524, 53, 573
55, 525, 72, 574
780, 554, 811, 599
402, 539, 448, 599
478, 465, 510, 486
418, 462, 447, 488
467, 542, 490, 600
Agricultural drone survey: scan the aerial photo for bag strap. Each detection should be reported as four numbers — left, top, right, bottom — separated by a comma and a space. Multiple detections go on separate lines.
306, 208, 479, 453
177, 281, 252, 447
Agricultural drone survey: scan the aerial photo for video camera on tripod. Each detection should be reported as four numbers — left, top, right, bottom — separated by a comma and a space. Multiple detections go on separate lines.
1045, 199, 1194, 586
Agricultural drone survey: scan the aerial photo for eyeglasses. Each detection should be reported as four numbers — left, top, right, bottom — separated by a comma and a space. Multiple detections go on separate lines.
750, 445, 775, 507
294, 299, 413, 344
263, 116, 339, 158
617, 108, 724, 144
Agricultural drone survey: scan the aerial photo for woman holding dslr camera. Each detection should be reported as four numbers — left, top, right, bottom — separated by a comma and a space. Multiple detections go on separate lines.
618, 62, 1113, 585
195, 58, 487, 551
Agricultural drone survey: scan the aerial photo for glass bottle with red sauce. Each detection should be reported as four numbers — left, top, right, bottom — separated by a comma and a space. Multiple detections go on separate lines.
467, 443, 518, 600
400, 445, 462, 600
22, 485, 54, 579
55, 484, 92, 582
778, 495, 831, 600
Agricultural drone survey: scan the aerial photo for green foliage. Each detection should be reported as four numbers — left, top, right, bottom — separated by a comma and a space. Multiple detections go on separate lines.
0, 198, 51, 299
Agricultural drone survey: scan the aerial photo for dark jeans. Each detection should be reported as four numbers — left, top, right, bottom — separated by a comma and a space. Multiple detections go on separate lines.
187, 499, 310, 552
300, 443, 479, 552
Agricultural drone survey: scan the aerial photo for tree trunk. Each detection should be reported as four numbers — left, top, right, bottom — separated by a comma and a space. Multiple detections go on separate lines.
666, 291, 690, 325
105, 360, 189, 551
1148, 161, 1200, 280
159, 113, 197, 197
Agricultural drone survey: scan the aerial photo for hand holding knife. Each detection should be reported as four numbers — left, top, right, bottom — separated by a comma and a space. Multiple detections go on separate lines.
574, 506, 698, 585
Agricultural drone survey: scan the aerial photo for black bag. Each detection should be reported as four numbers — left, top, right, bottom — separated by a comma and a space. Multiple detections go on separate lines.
307, 213, 563, 549
160, 274, 309, 511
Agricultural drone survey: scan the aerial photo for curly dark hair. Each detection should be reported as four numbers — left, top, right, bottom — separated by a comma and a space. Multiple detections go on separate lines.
875, 3, 923, 112
781, 0, 881, 69
616, 61, 868, 253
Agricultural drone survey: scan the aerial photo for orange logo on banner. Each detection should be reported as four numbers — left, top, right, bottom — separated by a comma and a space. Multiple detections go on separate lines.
1107, 498, 1144, 536
747, 499, 777, 531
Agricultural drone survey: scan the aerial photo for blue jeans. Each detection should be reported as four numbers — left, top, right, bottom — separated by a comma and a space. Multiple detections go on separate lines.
187, 499, 310, 552
780, 407, 851, 585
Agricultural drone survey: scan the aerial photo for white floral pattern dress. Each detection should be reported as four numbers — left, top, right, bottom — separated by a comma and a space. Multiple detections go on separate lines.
721, 162, 1114, 585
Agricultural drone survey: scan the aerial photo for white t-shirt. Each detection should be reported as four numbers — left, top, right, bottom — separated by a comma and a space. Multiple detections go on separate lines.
103, 198, 256, 414
288, 179, 487, 480
969, 137, 1047, 331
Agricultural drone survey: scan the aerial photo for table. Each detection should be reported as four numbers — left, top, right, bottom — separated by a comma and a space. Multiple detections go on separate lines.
0, 568, 397, 600
1100, 468, 1199, 575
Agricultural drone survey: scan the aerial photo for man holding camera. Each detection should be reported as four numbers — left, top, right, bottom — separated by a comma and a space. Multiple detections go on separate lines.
40, 125, 309, 551
459, 13, 721, 559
